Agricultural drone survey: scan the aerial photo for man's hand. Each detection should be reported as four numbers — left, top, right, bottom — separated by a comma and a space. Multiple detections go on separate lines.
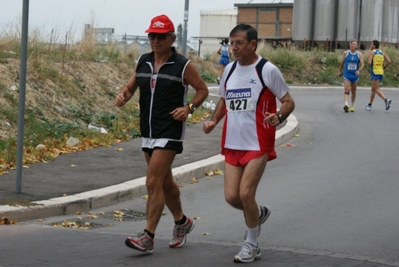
203, 121, 217, 134
264, 112, 280, 127
115, 91, 129, 107
170, 106, 190, 121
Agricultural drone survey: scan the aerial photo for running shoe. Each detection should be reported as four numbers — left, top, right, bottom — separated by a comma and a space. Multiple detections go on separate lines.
216, 77, 220, 85
169, 217, 195, 248
350, 106, 355, 112
385, 99, 392, 110
343, 105, 349, 113
233, 242, 261, 263
363, 104, 372, 111
244, 206, 271, 239
125, 231, 154, 253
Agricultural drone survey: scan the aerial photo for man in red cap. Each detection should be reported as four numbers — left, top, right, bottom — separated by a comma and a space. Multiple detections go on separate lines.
115, 14, 209, 254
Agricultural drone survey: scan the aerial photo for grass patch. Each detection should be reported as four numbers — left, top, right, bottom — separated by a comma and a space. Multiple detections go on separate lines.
0, 199, 42, 207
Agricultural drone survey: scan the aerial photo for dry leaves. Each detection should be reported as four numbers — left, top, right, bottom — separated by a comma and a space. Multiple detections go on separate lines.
205, 168, 223, 177
190, 177, 199, 184
113, 210, 125, 221
0, 217, 17, 225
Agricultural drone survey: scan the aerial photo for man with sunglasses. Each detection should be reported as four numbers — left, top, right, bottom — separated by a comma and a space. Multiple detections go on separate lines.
203, 24, 295, 263
115, 14, 208, 254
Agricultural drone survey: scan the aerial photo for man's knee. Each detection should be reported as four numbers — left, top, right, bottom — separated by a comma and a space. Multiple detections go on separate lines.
225, 192, 241, 208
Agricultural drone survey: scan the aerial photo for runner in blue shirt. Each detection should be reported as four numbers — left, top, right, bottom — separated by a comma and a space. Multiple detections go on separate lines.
216, 38, 232, 84
338, 40, 364, 112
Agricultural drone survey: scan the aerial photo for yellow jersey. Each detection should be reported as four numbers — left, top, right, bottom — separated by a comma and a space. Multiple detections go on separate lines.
372, 49, 384, 75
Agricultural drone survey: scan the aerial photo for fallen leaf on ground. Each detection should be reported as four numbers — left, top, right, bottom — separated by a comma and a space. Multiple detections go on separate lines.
205, 170, 214, 176
113, 210, 124, 216
0, 217, 17, 225
213, 169, 223, 175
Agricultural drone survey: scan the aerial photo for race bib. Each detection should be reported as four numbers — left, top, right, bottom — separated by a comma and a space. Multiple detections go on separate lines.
347, 63, 357, 70
226, 88, 254, 112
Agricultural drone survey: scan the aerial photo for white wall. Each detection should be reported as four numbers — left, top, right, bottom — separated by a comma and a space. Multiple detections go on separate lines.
198, 9, 237, 58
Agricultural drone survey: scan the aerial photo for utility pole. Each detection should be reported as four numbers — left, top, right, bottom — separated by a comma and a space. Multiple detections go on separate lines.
16, 0, 30, 193
182, 0, 189, 56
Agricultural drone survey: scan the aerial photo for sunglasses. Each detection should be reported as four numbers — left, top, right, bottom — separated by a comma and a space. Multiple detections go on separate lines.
148, 33, 170, 41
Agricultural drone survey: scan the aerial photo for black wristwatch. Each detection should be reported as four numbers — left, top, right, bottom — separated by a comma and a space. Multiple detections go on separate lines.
277, 114, 284, 124
188, 103, 196, 114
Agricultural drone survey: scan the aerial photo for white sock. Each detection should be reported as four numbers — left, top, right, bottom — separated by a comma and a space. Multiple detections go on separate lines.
245, 227, 258, 246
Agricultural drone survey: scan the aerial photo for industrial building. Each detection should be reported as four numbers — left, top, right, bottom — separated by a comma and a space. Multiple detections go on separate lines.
292, 0, 399, 50
198, 0, 399, 56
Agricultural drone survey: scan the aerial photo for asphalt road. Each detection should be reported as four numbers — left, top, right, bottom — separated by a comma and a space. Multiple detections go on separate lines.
255, 86, 399, 262
187, 85, 399, 263
1, 86, 398, 267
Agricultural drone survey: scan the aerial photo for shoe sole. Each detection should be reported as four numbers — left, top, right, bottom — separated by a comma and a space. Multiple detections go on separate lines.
169, 221, 196, 248
125, 238, 154, 253
363, 105, 371, 111
233, 251, 261, 263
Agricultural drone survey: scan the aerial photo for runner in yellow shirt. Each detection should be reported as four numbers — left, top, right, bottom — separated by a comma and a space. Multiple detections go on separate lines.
364, 40, 392, 111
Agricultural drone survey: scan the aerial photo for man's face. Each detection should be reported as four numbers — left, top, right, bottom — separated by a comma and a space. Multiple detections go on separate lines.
230, 31, 255, 63
148, 32, 176, 53
350, 41, 358, 50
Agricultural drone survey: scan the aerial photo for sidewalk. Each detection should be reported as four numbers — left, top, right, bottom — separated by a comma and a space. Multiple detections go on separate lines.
0, 112, 298, 222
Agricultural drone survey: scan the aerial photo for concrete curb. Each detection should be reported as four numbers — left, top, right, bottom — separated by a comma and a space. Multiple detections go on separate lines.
0, 114, 299, 222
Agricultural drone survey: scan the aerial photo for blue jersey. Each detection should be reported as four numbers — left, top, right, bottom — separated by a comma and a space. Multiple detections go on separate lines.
220, 45, 229, 58
343, 50, 360, 80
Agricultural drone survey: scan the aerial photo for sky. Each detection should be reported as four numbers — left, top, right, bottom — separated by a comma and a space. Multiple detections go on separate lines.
0, 0, 258, 42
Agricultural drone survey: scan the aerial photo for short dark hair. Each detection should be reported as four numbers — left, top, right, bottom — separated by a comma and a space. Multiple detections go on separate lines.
223, 38, 229, 45
372, 40, 380, 49
230, 24, 258, 49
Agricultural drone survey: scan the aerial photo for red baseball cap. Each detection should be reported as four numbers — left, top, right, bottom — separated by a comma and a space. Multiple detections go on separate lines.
145, 14, 175, 33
